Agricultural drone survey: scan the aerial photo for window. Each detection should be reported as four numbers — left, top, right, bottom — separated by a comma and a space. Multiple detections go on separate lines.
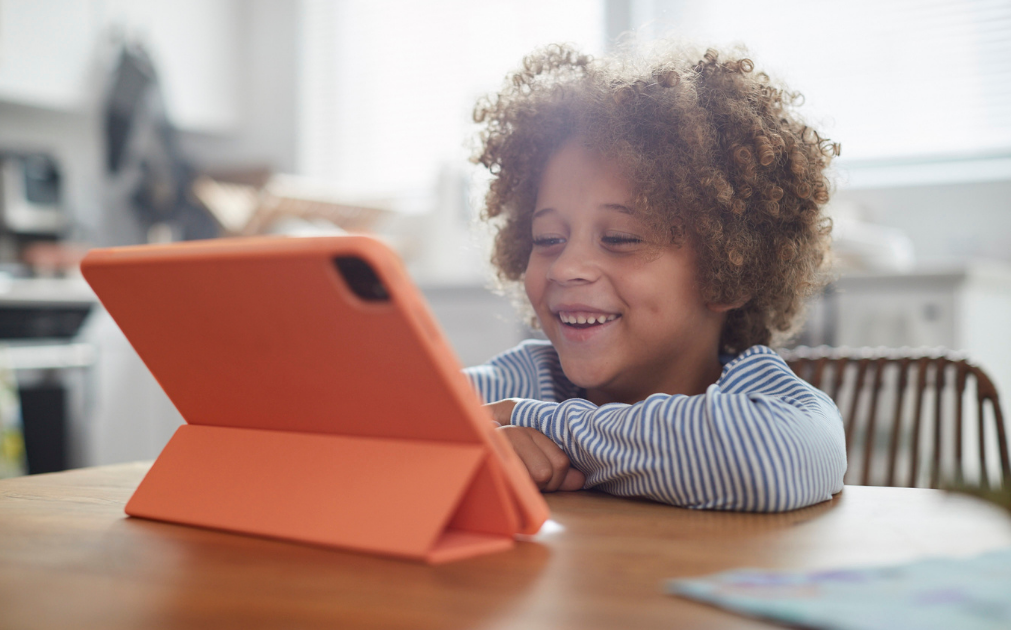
628, 0, 1011, 186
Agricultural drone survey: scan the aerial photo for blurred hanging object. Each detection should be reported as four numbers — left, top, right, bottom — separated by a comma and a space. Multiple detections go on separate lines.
103, 45, 218, 242
105, 46, 155, 173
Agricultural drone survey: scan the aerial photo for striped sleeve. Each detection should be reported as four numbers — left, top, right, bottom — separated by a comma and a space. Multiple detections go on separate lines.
463, 340, 579, 404
510, 346, 847, 512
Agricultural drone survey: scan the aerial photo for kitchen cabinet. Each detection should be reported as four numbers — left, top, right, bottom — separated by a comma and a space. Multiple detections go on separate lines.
0, 0, 239, 132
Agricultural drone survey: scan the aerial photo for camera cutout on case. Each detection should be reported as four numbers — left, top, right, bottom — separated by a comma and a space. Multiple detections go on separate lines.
334, 256, 389, 302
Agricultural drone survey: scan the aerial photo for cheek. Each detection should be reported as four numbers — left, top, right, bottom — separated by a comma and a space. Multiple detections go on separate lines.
622, 263, 703, 319
523, 260, 543, 304
613, 270, 662, 312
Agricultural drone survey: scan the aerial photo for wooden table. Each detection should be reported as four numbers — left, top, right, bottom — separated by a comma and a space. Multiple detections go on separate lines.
2, 464, 1010, 630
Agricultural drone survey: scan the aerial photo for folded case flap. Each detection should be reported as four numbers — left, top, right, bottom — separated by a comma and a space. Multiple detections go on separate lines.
128, 425, 503, 560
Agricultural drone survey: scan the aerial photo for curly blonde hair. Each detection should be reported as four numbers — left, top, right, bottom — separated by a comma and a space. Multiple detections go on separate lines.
472, 43, 838, 354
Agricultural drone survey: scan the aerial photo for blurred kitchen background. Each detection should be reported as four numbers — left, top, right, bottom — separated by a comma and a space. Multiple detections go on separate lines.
0, 0, 1007, 476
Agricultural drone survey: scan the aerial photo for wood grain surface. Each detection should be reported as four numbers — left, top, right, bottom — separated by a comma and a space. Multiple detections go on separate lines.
2, 463, 1011, 630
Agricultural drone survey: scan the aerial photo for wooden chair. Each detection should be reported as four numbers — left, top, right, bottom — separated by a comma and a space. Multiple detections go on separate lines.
780, 346, 1010, 489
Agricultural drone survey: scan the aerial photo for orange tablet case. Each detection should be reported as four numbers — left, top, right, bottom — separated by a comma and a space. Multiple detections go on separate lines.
81, 235, 549, 563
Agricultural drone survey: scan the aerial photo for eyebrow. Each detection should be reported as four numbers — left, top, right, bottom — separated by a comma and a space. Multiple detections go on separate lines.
531, 203, 633, 219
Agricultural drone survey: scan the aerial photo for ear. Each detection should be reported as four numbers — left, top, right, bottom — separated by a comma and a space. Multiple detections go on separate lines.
706, 297, 750, 314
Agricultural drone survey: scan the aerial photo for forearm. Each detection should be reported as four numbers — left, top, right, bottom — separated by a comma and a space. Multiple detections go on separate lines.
511, 390, 846, 512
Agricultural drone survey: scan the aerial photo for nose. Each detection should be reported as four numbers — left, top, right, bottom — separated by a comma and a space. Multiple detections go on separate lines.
546, 238, 600, 286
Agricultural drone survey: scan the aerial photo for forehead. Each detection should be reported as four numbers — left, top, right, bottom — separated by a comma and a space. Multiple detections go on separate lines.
534, 140, 632, 214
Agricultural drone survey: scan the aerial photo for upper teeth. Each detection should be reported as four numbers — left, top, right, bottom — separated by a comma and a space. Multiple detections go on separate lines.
559, 312, 619, 325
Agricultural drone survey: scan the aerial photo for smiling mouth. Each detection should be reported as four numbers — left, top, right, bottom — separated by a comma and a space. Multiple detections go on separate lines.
557, 311, 621, 329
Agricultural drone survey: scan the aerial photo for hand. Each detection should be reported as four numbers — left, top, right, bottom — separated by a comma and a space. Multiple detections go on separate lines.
497, 425, 586, 492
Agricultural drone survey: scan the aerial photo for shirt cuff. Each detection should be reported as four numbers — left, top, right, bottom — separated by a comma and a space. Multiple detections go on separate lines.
510, 398, 558, 433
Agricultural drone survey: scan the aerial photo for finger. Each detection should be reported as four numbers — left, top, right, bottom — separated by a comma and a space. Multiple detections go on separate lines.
500, 427, 555, 488
483, 399, 517, 426
482, 402, 503, 425
529, 431, 571, 492
559, 467, 585, 491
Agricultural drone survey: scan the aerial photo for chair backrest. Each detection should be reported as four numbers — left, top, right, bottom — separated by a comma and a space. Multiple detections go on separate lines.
780, 346, 1009, 490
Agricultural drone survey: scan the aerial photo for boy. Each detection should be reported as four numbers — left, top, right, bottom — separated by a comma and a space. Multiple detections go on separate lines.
465, 45, 846, 512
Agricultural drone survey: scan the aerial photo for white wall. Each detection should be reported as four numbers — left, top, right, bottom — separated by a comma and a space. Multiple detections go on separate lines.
176, 0, 299, 173
0, 0, 242, 131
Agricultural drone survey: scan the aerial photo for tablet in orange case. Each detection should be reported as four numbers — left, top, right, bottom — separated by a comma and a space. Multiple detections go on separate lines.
81, 235, 549, 563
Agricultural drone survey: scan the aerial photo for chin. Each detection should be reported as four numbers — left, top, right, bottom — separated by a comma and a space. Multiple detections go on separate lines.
557, 356, 612, 391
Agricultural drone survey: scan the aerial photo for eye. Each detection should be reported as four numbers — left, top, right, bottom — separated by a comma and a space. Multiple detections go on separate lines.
602, 233, 644, 247
532, 236, 565, 247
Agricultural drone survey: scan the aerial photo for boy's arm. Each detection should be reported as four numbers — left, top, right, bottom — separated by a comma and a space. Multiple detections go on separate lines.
484, 399, 585, 492
465, 340, 582, 405
464, 344, 542, 403
508, 348, 847, 513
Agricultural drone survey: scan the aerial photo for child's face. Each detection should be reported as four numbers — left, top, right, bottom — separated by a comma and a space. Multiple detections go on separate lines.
525, 139, 728, 404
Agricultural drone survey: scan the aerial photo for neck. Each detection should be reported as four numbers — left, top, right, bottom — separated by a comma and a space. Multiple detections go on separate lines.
584, 348, 725, 406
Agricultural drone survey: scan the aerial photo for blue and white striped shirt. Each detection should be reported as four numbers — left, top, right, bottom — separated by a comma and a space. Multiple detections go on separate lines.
464, 340, 847, 512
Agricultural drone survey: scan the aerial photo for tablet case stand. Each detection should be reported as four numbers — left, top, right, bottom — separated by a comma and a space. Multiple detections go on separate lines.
82, 235, 548, 564
129, 425, 517, 563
